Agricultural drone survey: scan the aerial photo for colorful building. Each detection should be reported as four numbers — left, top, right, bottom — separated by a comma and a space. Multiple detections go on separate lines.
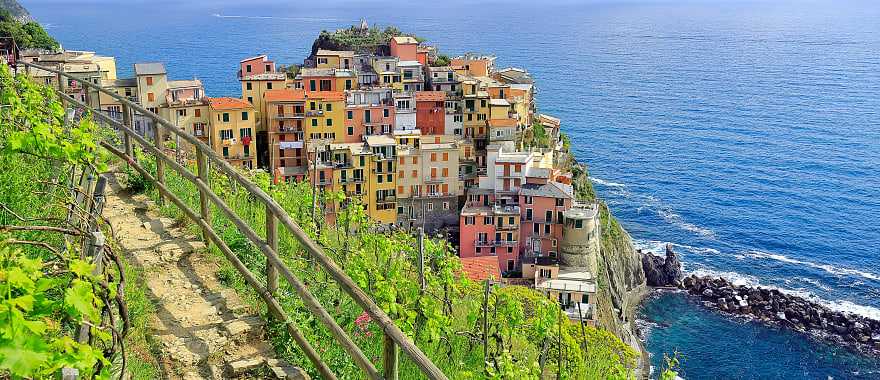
344, 88, 395, 143
315, 49, 355, 70
264, 89, 307, 182
207, 97, 257, 169
414, 91, 445, 135
364, 135, 398, 224
389, 36, 419, 61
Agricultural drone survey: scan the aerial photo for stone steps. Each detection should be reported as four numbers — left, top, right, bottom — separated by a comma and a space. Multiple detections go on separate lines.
103, 172, 310, 380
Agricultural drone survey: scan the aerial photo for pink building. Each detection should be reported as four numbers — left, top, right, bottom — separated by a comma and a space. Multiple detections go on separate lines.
518, 182, 574, 259
390, 36, 419, 61
459, 189, 522, 274
239, 55, 276, 78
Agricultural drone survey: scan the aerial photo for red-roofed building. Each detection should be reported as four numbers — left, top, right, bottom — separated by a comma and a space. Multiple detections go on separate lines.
390, 36, 419, 61
415, 91, 446, 135
459, 256, 502, 282
207, 97, 257, 169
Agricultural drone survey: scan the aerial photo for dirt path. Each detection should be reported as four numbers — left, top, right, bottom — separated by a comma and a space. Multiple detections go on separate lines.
102, 172, 308, 380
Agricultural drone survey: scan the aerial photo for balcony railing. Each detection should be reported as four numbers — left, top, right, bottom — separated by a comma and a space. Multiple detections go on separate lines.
474, 240, 518, 247
493, 205, 520, 215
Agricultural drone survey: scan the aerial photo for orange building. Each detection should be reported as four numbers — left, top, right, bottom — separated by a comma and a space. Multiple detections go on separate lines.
390, 36, 419, 61
264, 89, 307, 182
415, 91, 446, 135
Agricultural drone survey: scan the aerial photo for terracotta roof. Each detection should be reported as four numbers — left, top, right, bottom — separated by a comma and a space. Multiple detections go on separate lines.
208, 97, 253, 110
391, 36, 419, 45
307, 91, 345, 101
240, 55, 268, 63
264, 89, 306, 103
488, 118, 517, 127
460, 256, 502, 282
415, 91, 445, 102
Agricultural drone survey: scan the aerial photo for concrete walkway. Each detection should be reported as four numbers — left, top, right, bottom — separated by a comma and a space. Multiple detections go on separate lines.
103, 172, 308, 380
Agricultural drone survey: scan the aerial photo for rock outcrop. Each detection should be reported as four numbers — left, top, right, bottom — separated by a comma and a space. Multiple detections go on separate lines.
682, 275, 880, 357
641, 244, 683, 287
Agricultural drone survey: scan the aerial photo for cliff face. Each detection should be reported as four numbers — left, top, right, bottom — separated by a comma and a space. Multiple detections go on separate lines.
0, 0, 32, 22
571, 163, 648, 371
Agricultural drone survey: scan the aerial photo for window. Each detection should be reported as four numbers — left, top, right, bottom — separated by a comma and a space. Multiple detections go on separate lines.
526, 208, 533, 221
345, 80, 352, 90
177, 109, 187, 117
347, 111, 353, 119
146, 77, 153, 85
545, 210, 552, 222
378, 176, 383, 184
443, 202, 449, 210
426, 203, 433, 211
507, 260, 514, 271
244, 145, 250, 157
311, 119, 318, 127
267, 82, 273, 90
441, 168, 448, 177
195, 109, 201, 117
246, 64, 252, 73
384, 108, 389, 118
220, 129, 233, 140
222, 147, 229, 157
246, 82, 252, 91
241, 112, 249, 121
309, 80, 316, 92
544, 224, 551, 234
430, 153, 437, 162
575, 219, 583, 229
412, 157, 418, 164
326, 119, 333, 126
556, 198, 564, 207
326, 103, 332, 112
147, 92, 154, 102
347, 127, 354, 135
247, 96, 253, 103
240, 128, 252, 138
483, 216, 493, 225
265, 64, 271, 72
411, 170, 417, 178
222, 113, 230, 122
551, 239, 557, 247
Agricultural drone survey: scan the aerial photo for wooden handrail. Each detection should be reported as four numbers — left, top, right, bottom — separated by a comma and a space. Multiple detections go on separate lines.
28, 61, 448, 380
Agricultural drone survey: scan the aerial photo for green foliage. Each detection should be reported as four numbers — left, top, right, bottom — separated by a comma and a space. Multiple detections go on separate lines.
432, 54, 451, 67
142, 154, 639, 379
316, 25, 422, 53
0, 9, 58, 50
0, 64, 136, 378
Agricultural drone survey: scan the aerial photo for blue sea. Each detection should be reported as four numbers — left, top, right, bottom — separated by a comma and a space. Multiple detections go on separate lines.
24, 0, 880, 378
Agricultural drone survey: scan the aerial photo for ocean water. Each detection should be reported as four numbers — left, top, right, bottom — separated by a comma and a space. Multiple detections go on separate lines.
23, 0, 880, 378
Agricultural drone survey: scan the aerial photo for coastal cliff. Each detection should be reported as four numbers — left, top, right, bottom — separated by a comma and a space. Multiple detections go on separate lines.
570, 160, 650, 370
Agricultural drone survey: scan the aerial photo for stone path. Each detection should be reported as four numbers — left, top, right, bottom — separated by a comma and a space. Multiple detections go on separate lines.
103, 172, 309, 380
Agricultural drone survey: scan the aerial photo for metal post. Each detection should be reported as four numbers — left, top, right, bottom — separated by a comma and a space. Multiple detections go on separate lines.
265, 204, 279, 297
152, 118, 165, 204
383, 332, 399, 380
196, 149, 211, 245
557, 307, 563, 380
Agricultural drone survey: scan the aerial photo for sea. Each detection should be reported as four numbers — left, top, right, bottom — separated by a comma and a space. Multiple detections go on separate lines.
23, 0, 880, 378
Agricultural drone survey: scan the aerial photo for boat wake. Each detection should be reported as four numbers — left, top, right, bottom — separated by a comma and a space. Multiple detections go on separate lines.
212, 13, 341, 22
589, 176, 626, 188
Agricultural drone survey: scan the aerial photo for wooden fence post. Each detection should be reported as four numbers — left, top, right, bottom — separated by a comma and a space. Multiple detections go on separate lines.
152, 118, 165, 204
122, 105, 134, 162
418, 227, 425, 291
383, 332, 399, 380
196, 149, 211, 245
265, 204, 279, 298
483, 280, 490, 361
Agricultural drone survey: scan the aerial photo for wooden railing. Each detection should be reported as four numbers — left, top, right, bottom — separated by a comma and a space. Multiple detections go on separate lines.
21, 61, 448, 380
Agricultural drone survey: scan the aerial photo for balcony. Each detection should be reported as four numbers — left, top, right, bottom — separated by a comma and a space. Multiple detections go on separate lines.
415, 192, 453, 199
275, 113, 305, 119
306, 110, 324, 117
496, 223, 519, 231
493, 204, 520, 215
424, 176, 444, 184
474, 240, 518, 247
377, 196, 396, 203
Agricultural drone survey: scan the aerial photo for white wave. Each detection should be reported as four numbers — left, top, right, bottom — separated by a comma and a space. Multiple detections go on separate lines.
687, 267, 880, 320
747, 250, 880, 282
589, 176, 626, 187
657, 209, 716, 238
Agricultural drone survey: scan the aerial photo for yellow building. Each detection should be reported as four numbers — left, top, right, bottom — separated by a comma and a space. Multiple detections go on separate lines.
241, 72, 286, 132
461, 76, 490, 139
394, 132, 462, 232
208, 97, 257, 169
365, 135, 398, 224
303, 91, 346, 143
315, 49, 355, 70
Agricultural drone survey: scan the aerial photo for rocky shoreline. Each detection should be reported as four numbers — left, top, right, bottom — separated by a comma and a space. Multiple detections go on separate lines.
638, 244, 880, 357
681, 275, 880, 357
